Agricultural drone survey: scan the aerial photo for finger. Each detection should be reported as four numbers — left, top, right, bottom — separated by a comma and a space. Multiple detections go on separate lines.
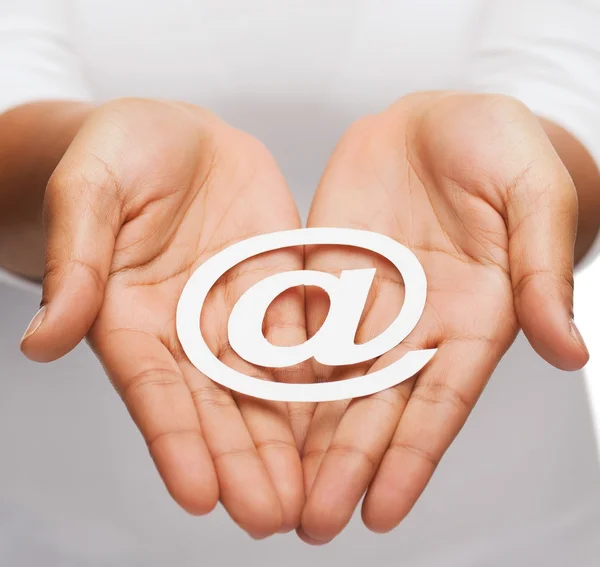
20, 150, 122, 362
259, 284, 315, 531
226, 248, 311, 532
227, 359, 305, 534
299, 318, 435, 543
300, 242, 375, 510
181, 361, 283, 539
89, 327, 219, 516
505, 141, 588, 371
300, 365, 412, 544
295, 395, 348, 547
300, 264, 399, 498
300, 240, 418, 543
263, 267, 315, 453
300, 397, 349, 500
362, 337, 504, 533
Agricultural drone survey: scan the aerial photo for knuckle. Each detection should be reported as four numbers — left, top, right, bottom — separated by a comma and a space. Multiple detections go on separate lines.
41, 256, 62, 283
254, 437, 297, 454
512, 268, 574, 302
46, 153, 120, 210
212, 446, 257, 467
302, 447, 326, 466
120, 367, 185, 402
271, 360, 312, 384
42, 257, 105, 296
388, 439, 439, 469
410, 379, 472, 414
190, 382, 234, 410
503, 162, 540, 204
369, 384, 411, 410
45, 165, 79, 212
326, 443, 379, 473
146, 427, 200, 452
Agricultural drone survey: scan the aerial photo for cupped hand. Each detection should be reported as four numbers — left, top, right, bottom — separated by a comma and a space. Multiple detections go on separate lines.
298, 92, 589, 544
19, 98, 313, 538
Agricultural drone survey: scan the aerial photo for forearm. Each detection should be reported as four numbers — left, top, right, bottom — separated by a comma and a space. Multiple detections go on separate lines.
540, 118, 600, 265
0, 101, 93, 279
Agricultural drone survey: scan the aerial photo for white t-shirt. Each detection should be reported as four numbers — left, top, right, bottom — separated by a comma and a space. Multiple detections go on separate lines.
1, 1, 600, 565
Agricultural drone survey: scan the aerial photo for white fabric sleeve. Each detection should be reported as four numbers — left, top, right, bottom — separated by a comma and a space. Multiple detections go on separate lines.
466, 0, 600, 269
0, 0, 90, 293
0, 0, 92, 115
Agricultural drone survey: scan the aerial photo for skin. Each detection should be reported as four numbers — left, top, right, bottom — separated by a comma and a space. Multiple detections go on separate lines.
0, 92, 598, 542
298, 92, 597, 543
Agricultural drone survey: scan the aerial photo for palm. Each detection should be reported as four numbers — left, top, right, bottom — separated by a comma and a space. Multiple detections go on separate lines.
299, 94, 538, 543
84, 102, 310, 536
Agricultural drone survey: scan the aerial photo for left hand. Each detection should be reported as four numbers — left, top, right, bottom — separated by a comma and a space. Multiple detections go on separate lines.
298, 92, 589, 544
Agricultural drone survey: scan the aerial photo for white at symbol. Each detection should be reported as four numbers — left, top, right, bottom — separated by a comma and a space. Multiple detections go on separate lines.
176, 228, 436, 402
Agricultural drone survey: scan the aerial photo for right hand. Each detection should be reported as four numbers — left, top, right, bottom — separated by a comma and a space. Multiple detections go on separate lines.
19, 98, 313, 538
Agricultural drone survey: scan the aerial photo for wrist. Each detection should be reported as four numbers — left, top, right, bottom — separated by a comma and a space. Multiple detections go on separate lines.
0, 100, 93, 277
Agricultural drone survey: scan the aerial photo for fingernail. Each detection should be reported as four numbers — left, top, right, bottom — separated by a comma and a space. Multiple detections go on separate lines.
570, 318, 589, 355
21, 306, 46, 343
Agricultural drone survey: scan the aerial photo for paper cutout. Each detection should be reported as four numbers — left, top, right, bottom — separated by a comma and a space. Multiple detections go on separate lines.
176, 228, 436, 402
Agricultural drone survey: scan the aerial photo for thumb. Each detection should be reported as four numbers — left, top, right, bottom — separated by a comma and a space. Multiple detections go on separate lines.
507, 158, 589, 371
20, 158, 122, 362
